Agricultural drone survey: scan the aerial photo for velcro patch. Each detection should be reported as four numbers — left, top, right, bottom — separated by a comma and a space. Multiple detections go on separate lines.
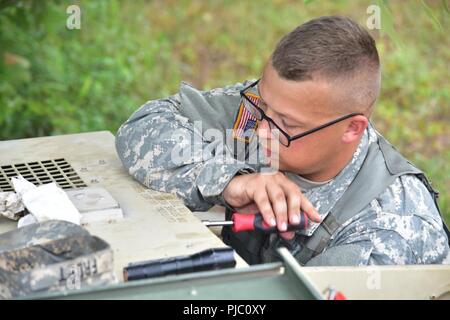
233, 93, 259, 142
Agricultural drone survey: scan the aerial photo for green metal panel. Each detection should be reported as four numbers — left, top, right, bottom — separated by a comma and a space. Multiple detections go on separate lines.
23, 249, 323, 300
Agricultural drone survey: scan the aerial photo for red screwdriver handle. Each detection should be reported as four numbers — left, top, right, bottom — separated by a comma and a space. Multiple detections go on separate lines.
231, 212, 308, 233
231, 213, 256, 233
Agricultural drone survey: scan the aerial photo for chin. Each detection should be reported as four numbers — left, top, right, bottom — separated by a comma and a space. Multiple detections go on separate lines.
278, 161, 307, 175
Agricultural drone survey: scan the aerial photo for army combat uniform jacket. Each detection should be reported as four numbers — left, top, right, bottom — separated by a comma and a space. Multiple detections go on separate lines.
116, 80, 450, 266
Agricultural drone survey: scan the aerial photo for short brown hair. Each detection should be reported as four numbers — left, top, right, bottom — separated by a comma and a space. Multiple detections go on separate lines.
272, 16, 379, 81
271, 16, 380, 113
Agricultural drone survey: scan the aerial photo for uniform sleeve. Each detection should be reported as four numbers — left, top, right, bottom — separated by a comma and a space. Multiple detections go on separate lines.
115, 91, 255, 212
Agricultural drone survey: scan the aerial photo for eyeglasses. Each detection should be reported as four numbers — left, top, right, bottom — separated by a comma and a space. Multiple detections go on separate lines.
240, 79, 364, 147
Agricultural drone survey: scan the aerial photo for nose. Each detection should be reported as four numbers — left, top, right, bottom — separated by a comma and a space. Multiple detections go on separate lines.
257, 119, 273, 140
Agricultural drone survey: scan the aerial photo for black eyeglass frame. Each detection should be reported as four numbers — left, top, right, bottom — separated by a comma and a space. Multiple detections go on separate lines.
239, 79, 364, 147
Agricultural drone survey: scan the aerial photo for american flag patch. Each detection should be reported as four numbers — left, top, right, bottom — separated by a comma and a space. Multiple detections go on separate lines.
233, 93, 259, 142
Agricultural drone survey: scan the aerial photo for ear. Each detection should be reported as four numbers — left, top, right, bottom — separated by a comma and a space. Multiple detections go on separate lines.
341, 115, 368, 144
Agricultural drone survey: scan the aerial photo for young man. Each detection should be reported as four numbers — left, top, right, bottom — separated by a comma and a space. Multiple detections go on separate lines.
116, 16, 449, 266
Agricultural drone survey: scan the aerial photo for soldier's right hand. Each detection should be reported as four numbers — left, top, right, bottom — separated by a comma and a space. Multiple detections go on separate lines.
222, 172, 321, 239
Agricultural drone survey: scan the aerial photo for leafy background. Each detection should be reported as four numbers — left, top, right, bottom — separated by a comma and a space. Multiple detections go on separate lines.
0, 0, 449, 223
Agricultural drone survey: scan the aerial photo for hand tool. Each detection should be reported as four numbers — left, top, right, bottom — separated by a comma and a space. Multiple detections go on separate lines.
202, 212, 308, 234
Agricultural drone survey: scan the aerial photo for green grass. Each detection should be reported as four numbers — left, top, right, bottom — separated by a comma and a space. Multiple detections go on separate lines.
0, 0, 448, 223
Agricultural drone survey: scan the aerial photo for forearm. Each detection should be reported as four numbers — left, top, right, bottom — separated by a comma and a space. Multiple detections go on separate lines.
115, 96, 254, 211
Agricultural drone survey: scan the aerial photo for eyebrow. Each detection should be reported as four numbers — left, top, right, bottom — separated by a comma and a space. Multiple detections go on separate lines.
257, 85, 288, 117
256, 84, 306, 126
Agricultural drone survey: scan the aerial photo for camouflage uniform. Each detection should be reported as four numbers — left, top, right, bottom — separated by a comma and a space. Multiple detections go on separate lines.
116, 81, 450, 266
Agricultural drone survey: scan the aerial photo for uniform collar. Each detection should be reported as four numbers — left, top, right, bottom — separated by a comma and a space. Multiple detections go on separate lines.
286, 123, 377, 236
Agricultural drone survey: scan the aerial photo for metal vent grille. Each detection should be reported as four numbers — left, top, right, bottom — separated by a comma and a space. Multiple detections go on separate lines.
0, 158, 87, 192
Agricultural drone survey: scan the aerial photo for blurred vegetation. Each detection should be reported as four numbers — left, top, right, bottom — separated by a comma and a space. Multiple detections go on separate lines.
0, 0, 448, 222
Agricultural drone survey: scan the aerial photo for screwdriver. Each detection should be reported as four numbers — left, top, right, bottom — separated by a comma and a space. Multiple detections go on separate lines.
202, 212, 309, 234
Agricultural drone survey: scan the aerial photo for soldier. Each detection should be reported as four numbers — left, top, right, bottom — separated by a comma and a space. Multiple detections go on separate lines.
116, 16, 450, 266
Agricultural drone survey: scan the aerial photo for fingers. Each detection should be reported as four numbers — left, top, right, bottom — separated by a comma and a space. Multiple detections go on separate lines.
247, 172, 321, 233
253, 190, 276, 227
266, 184, 288, 232
280, 179, 321, 223
299, 193, 321, 222
280, 180, 302, 225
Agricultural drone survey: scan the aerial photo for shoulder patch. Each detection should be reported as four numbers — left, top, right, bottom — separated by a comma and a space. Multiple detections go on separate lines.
233, 93, 259, 142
